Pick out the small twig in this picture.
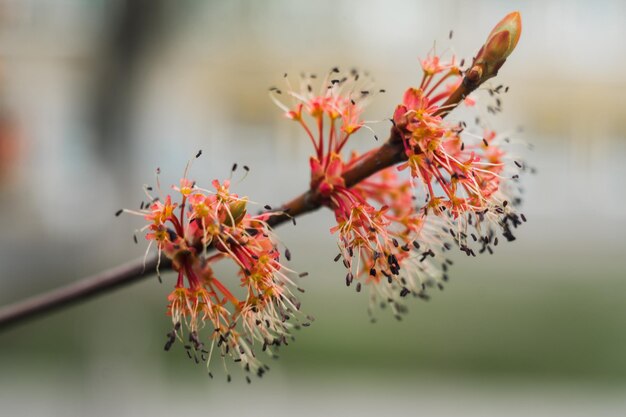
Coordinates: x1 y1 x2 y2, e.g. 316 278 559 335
0 256 170 330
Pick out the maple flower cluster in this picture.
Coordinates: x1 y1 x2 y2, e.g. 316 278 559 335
272 12 526 319
123 162 309 381
271 69 451 319
392 11 525 253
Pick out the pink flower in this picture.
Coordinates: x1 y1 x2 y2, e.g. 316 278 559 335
270 36 527 319
271 68 373 162
126 162 309 381
393 51 527 251
271 68 455 317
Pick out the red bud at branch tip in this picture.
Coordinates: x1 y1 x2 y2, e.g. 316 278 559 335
467 11 522 84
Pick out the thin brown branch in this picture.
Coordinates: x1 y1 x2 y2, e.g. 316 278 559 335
0 256 171 330
0 49 497 331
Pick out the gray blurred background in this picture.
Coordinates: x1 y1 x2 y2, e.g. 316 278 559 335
1 1 625 416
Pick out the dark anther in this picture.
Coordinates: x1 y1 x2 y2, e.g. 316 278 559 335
115 209 123 217
346 272 354 286
166 228 177 241
195 150 202 158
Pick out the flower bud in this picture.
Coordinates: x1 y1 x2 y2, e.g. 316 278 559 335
468 12 522 83
484 11 521 61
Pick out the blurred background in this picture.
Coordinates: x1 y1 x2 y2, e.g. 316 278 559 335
1 0 625 416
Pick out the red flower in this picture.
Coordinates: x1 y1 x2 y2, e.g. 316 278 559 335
393 50 526 251
125 163 309 381
270 15 527 318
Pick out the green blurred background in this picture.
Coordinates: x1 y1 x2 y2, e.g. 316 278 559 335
1 1 625 415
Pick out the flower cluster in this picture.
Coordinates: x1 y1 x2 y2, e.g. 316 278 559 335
123 161 309 382
272 70 454 318
272 12 526 319
393 49 526 254
348 163 452 320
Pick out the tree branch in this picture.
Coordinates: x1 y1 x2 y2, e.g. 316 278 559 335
0 256 167 330
0 49 491 331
